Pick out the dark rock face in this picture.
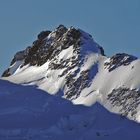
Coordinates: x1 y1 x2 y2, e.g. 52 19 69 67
23 25 81 67
104 53 137 72
2 47 31 77
107 87 140 120
65 62 98 99
1 69 11 77
37 30 51 40
99 46 105 56
23 30 52 66
2 26 67 77
65 70 89 99
10 47 31 66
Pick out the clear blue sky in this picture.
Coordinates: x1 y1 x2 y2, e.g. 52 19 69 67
0 0 140 75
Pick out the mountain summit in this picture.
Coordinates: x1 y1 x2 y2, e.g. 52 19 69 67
2 25 140 122
2 25 104 76
1 25 140 139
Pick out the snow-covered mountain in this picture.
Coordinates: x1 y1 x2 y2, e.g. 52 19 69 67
1 25 140 139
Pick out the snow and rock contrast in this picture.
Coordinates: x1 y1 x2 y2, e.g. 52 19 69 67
1 25 140 139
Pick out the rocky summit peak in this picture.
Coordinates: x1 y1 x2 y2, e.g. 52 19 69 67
2 25 102 77
37 30 51 40
104 53 137 72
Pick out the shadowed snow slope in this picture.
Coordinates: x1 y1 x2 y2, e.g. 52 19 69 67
0 79 140 140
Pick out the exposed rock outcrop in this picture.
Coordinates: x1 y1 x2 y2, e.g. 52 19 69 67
104 53 137 72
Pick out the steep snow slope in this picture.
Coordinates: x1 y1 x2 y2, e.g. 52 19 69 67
2 25 140 123
0 79 140 140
